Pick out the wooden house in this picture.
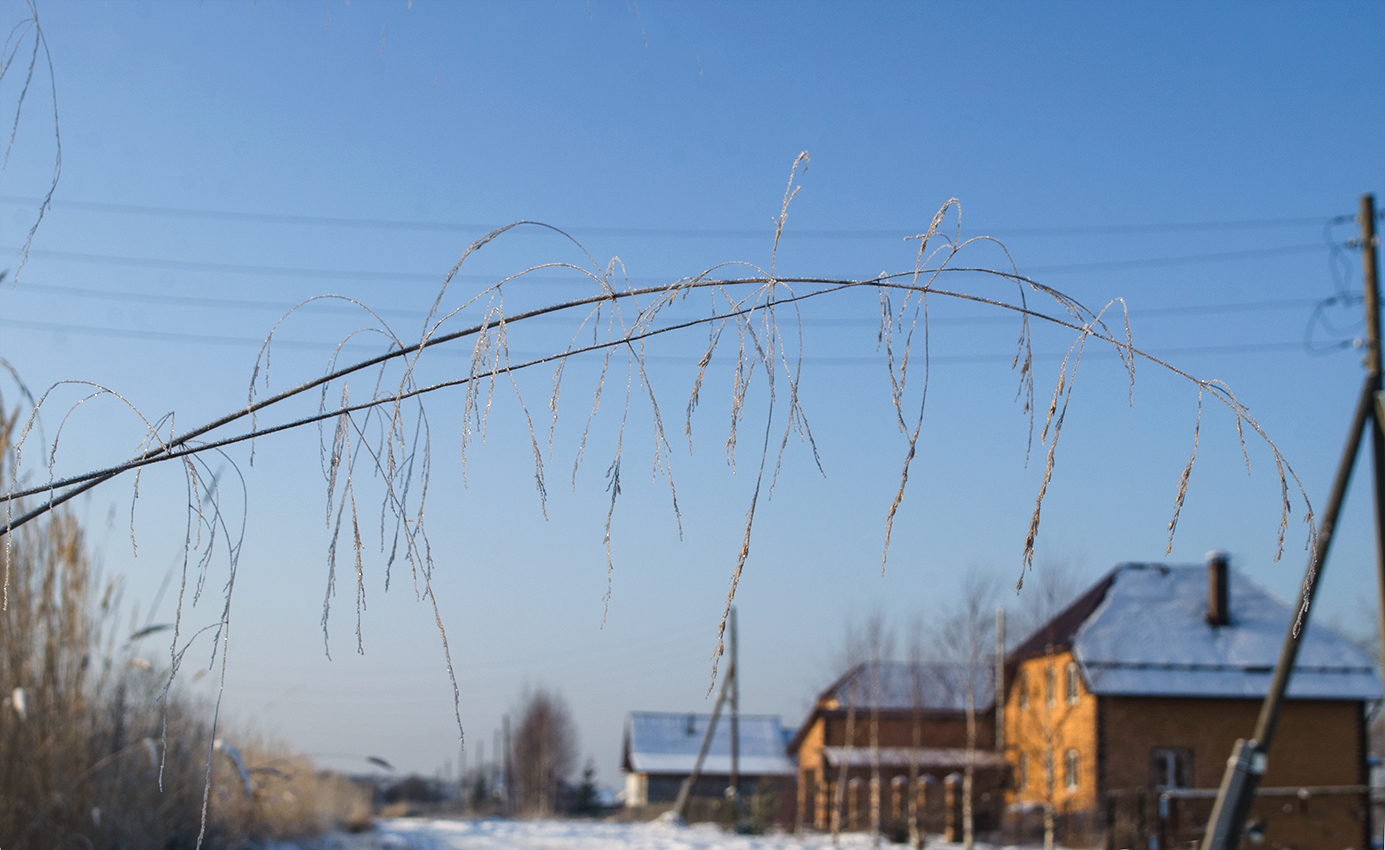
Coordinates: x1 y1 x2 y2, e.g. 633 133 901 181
788 661 1007 835
621 711 795 808
1003 556 1380 850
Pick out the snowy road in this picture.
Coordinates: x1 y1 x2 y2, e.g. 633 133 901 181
372 818 886 850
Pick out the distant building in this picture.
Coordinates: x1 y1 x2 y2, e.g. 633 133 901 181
621 711 795 807
1004 556 1381 850
788 661 1007 835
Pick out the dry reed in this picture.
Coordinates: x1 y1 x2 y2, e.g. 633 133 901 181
0 402 370 848
0 154 1315 745
0 3 1320 839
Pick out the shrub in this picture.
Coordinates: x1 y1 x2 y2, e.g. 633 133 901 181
0 404 367 848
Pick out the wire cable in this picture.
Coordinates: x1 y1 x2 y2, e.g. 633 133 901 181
0 315 1325 364
0 193 1354 239
0 240 1337 284
0 279 1331 325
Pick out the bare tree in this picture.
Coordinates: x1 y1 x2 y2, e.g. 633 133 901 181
1007 560 1084 850
936 569 999 850
825 613 895 842
511 686 577 817
906 618 927 849
1009 560 1084 650
866 613 894 847
830 618 867 844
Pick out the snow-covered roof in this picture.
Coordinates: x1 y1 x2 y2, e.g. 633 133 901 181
1069 563 1380 700
821 662 995 713
624 712 796 777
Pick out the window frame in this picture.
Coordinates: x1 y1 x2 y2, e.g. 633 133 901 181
1063 748 1080 792
1065 661 1081 705
1150 747 1194 790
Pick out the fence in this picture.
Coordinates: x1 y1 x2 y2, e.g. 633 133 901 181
1102 785 1375 850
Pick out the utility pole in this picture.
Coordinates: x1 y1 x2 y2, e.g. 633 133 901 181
476 740 486 811
1202 194 1382 850
671 607 740 824
672 651 735 821
1365 193 1384 850
459 744 467 804
1366 193 1385 718
503 715 513 816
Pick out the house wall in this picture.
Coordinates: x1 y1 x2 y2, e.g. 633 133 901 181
796 714 826 829
1100 696 1363 790
794 706 1001 832
1004 651 1099 814
820 710 992 751
642 774 774 804
1005 654 1371 850
1100 696 1368 850
798 707 993 775
624 772 647 807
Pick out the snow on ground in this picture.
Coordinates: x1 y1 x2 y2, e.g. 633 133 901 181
349 817 1044 850
376 818 850 850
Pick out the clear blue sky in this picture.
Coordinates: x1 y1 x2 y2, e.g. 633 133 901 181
0 1 1382 789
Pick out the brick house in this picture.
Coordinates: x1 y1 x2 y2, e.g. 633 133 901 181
1004 557 1380 850
788 661 1007 836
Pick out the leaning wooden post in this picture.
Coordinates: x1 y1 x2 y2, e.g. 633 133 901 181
1202 194 1381 850
672 660 734 821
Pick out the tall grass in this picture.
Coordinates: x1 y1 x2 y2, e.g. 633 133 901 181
0 404 369 849
0 148 1314 765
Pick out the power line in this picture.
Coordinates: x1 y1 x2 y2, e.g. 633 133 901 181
0 194 1349 239
0 315 342 350
0 240 1337 286
2 279 1329 324
5 246 443 283
1020 242 1326 274
0 315 1326 364
7 280 441 321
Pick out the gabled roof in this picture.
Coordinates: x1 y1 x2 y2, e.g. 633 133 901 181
1022 562 1380 701
819 661 996 713
623 712 795 777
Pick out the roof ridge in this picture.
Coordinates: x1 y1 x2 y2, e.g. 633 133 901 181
1069 560 1380 700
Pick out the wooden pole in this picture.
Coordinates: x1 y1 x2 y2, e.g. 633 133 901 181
502 715 513 816
1201 194 1381 850
1363 193 1384 850
672 661 734 820
1362 193 1385 739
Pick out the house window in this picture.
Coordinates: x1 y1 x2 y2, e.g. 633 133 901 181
1017 752 1028 790
1065 662 1080 705
1045 666 1055 707
1064 748 1080 791
1150 748 1193 790
1018 673 1029 710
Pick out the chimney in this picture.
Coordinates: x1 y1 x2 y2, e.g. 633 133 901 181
1206 550 1230 626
